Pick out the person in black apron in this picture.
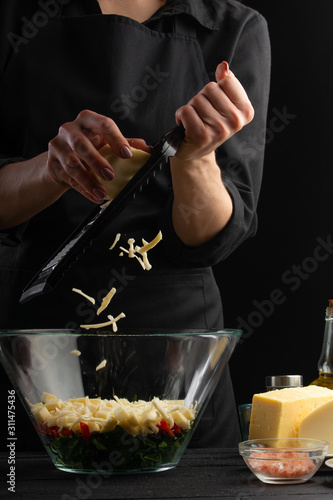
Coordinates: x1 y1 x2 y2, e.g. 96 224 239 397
0 0 271 450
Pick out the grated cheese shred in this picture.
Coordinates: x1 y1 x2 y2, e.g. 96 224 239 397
109 233 121 250
96 359 107 371
96 287 116 316
80 312 125 331
111 230 162 271
72 288 96 305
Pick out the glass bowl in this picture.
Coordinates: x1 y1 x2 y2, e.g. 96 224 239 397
239 438 329 484
0 328 241 474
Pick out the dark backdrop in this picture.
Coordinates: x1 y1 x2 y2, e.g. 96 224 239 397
218 0 333 405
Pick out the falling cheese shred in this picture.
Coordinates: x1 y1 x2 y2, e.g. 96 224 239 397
96 359 107 371
70 350 81 357
80 312 125 331
108 313 126 332
96 287 116 316
127 238 136 258
72 288 96 305
109 233 121 250
73 231 162 330
110 230 162 271
137 231 162 255
133 254 146 270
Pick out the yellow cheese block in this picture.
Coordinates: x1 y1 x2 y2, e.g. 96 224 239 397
248 386 333 440
95 146 151 200
299 399 333 453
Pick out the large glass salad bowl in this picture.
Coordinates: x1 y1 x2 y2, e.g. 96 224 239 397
0 328 241 474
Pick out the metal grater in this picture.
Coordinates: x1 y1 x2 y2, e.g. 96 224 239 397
20 125 185 303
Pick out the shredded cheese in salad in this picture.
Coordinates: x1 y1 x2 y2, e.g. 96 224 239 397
31 392 196 437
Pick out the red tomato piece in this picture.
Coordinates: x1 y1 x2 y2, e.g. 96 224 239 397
157 419 175 437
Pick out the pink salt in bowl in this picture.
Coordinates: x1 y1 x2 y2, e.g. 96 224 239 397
239 438 329 484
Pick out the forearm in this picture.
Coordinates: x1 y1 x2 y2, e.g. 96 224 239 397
170 152 233 247
0 153 67 230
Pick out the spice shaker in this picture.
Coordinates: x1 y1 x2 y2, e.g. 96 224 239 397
265 375 303 391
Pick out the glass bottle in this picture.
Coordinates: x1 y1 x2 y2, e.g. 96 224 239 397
311 299 333 389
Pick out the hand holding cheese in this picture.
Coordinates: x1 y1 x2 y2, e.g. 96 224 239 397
93 145 151 200
46 109 148 204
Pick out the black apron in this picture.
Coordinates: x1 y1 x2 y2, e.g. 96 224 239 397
0 5 240 448
1 8 208 156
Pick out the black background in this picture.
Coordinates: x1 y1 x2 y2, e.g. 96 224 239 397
219 0 333 405
1 0 333 451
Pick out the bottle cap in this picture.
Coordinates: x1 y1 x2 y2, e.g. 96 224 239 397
326 299 333 317
265 375 303 391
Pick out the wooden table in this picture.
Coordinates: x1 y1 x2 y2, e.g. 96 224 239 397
1 448 333 499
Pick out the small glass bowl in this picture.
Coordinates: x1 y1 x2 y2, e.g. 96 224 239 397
239 438 329 484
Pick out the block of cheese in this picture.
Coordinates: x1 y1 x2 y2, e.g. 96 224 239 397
299 399 333 453
248 386 333 440
94 146 151 200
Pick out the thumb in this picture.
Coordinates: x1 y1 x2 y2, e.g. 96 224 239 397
127 138 154 154
215 61 231 82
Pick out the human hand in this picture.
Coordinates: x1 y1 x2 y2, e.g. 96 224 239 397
46 110 150 203
174 61 254 162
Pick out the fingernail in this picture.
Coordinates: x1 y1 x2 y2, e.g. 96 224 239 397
120 145 133 159
222 61 230 75
100 167 114 181
92 187 106 201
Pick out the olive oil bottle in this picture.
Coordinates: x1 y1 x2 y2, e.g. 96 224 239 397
311 299 333 389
